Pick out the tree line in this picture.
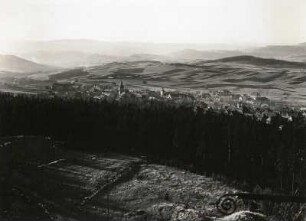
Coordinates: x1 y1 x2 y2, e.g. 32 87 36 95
0 93 305 195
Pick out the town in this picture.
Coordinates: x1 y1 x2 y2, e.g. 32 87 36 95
1 73 305 126
46 79 306 123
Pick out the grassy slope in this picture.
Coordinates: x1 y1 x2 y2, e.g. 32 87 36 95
1 137 249 221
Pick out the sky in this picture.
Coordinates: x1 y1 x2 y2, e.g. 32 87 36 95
0 0 305 45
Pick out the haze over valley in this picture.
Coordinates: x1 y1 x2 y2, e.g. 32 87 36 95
1 0 306 220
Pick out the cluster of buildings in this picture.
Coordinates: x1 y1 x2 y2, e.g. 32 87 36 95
48 80 271 110
46 80 305 123
193 89 271 111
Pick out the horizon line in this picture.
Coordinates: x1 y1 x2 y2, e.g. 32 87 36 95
1 38 305 47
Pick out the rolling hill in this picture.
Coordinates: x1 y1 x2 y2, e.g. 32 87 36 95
18 51 171 68
206 55 306 68
0 54 55 73
169 49 244 61
77 59 306 104
249 44 306 62
170 45 306 63
20 51 120 68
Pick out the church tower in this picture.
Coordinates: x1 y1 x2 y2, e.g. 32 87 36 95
119 81 124 95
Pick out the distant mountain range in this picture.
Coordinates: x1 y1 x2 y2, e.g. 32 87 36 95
1 39 237 55
0 55 55 73
20 51 120 68
1 39 306 70
298 42 306 47
1 52 305 75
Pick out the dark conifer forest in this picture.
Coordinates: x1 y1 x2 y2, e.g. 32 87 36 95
0 93 305 196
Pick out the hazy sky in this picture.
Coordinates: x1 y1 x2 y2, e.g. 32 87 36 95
0 0 305 45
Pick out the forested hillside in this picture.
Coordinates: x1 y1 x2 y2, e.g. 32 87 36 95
0 93 305 195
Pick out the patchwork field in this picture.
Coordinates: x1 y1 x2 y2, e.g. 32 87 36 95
86 60 306 103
